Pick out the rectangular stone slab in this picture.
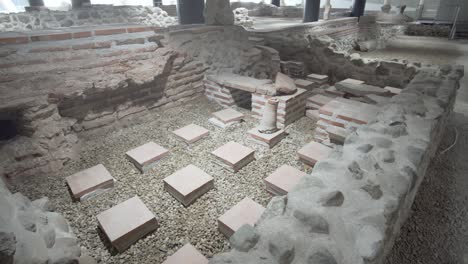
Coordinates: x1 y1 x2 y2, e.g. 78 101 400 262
162 243 209 264
66 164 114 201
125 142 169 173
248 128 286 148
163 165 214 206
211 141 255 172
307 73 328 84
298 141 332 166
218 197 265 238
264 165 307 195
212 108 245 124
173 124 210 144
97 196 158 252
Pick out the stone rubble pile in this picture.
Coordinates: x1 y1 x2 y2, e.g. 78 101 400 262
233 8 254 28
0 179 87 264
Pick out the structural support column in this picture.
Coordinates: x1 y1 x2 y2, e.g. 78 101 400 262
72 0 91 8
177 0 204 24
381 0 391 13
351 0 366 17
153 0 162 7
303 0 321 23
26 0 47 11
323 0 332 20
271 0 280 7
416 0 424 19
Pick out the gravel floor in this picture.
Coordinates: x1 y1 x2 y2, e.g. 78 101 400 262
11 96 316 264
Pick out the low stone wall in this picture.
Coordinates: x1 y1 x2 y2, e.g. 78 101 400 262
0 5 176 32
210 64 464 264
405 23 451 37
251 17 413 87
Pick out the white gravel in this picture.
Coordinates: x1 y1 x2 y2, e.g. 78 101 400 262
11 96 316 264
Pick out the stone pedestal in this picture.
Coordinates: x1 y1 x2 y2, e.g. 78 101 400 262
66 164 115 201
162 244 208 264
97 196 159 252
218 197 265 238
163 165 214 206
209 108 245 128
211 142 255 172
248 128 285 148
298 141 332 166
173 124 210 144
125 142 169 173
264 165 306 195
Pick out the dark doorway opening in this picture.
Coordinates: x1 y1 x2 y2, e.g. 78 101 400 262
0 120 18 141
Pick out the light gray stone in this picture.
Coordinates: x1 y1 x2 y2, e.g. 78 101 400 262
293 209 329 234
229 224 259 252
268 232 295 264
356 225 383 261
319 191 344 207
307 248 337 264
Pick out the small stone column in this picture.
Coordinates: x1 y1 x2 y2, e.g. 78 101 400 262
259 98 279 134
303 0 321 22
271 0 280 7
351 0 366 17
177 0 205 24
416 0 424 19
26 0 47 11
381 0 391 13
72 0 91 8
323 0 332 20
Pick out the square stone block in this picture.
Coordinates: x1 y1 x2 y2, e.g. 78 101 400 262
173 124 210 144
218 197 265 238
163 165 214 206
248 128 286 148
264 165 307 195
212 108 244 124
125 142 169 173
162 244 208 264
298 141 332 166
307 73 328 84
97 196 158 252
66 164 115 201
341 78 365 85
211 141 255 172
384 86 402 95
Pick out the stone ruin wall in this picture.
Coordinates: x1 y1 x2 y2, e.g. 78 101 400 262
0 5 177 32
252 17 412 88
210 59 464 263
0 25 279 184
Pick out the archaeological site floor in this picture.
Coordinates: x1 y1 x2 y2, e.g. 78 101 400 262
9 96 316 263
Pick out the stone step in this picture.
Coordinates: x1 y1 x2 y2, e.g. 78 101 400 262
264 165 307 195
218 197 265 238
172 124 210 144
125 142 169 173
66 164 115 201
97 196 159 252
211 141 255 172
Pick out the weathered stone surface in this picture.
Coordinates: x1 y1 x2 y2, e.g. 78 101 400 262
229 224 259 252
0 232 15 264
275 72 297 95
205 0 234 25
293 209 329 234
318 191 344 207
